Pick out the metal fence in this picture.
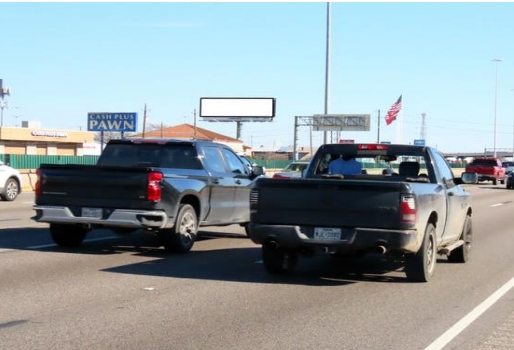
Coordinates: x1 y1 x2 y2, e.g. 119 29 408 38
0 154 466 171
0 155 100 169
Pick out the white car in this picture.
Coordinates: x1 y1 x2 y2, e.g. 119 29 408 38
0 160 22 201
272 161 309 179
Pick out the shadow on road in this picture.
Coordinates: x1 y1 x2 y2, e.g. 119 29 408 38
1 227 426 286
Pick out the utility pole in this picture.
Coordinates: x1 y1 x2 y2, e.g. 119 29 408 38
142 103 147 138
420 113 427 141
193 109 197 139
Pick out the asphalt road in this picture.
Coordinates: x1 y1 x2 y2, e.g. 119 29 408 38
2 185 514 350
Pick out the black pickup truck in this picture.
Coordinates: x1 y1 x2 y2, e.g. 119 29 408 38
248 143 477 282
33 138 264 252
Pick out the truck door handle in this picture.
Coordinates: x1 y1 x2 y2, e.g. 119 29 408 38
235 180 242 185
213 179 220 184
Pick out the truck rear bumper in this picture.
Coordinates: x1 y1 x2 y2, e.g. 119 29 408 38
248 223 419 253
33 205 169 229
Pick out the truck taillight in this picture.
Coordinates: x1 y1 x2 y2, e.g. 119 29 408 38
147 171 163 202
35 168 41 196
400 194 417 223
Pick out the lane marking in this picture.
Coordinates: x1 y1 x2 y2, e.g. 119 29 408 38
424 275 514 350
27 236 119 249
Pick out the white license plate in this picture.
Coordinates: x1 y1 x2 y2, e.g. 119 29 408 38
314 227 341 241
81 207 102 218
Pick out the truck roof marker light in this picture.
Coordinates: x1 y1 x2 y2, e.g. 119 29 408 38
132 139 167 145
147 171 163 202
358 144 388 150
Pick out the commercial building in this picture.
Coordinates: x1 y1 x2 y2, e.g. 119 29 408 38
0 121 95 156
0 122 248 156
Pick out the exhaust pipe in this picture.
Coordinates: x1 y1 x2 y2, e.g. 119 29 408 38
376 245 387 254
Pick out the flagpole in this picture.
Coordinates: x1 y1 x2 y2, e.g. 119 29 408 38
396 93 404 144
377 109 381 143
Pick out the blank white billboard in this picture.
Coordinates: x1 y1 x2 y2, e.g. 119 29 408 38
200 98 275 119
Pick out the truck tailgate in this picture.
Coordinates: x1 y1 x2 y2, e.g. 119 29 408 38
253 178 409 229
36 164 157 209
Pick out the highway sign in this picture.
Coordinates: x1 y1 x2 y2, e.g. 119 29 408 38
312 114 370 131
87 112 138 132
414 139 426 146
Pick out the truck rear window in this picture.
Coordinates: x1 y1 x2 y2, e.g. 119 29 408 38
470 160 497 166
97 143 203 169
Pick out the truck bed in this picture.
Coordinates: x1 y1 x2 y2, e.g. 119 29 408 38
251 177 429 230
36 164 165 210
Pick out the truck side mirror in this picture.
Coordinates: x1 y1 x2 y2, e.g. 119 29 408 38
252 165 265 177
461 172 478 184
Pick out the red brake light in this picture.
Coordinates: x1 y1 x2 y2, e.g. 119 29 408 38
400 194 417 223
358 144 388 150
147 171 163 201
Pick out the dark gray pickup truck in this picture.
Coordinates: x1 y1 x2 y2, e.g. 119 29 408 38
33 138 264 252
248 143 477 282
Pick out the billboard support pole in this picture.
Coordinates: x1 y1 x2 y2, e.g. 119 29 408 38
236 121 242 140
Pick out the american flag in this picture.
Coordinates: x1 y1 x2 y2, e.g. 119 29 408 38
385 95 402 125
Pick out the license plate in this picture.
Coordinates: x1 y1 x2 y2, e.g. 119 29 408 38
81 207 102 218
314 227 341 241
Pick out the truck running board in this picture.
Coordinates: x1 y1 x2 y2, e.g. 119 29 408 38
438 240 464 255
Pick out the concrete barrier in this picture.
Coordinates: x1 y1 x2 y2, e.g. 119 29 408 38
20 170 37 192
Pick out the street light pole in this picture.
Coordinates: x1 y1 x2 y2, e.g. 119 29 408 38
510 89 514 161
323 2 331 144
492 58 502 158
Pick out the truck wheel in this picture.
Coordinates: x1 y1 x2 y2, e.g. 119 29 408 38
262 242 298 274
405 223 437 282
500 179 505 185
1 178 20 201
50 224 88 247
244 224 250 238
162 204 197 253
493 178 498 185
448 215 472 263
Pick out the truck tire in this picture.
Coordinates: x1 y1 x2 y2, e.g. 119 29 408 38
500 178 505 185
162 204 197 253
262 242 298 274
50 224 88 247
1 178 20 201
405 223 437 282
448 215 472 263
493 178 497 185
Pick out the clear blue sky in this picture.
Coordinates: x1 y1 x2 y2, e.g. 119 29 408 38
1 2 513 154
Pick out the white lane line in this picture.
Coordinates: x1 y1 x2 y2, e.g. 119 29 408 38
27 236 119 249
491 203 505 207
424 275 514 350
